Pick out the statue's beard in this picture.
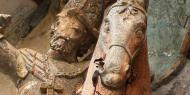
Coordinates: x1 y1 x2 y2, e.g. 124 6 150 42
48 35 94 62
48 38 78 62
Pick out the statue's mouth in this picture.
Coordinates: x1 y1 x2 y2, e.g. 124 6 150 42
48 37 75 60
50 38 66 51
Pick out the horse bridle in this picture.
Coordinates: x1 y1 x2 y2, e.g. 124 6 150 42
108 1 147 65
109 44 142 65
92 1 147 94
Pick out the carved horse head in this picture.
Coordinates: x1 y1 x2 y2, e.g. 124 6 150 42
96 0 148 88
48 9 96 62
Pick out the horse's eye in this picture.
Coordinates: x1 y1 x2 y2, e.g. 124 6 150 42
135 30 144 38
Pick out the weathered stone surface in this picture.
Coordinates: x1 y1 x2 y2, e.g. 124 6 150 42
147 0 190 93
0 0 37 45
0 0 52 46
16 8 56 53
153 60 190 95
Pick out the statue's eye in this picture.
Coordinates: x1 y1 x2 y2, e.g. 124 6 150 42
70 28 83 39
56 21 60 26
50 26 56 37
72 28 82 34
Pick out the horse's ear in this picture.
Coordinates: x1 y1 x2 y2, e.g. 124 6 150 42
136 0 149 11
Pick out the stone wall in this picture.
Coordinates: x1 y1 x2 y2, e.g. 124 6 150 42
147 0 190 94
0 0 38 45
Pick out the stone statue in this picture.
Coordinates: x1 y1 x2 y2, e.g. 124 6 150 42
0 0 152 95
82 0 151 95
0 0 104 94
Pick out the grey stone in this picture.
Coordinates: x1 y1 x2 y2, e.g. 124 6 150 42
147 0 190 94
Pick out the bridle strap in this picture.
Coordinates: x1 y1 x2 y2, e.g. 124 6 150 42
107 1 147 64
109 37 146 64
109 45 133 60
106 1 147 20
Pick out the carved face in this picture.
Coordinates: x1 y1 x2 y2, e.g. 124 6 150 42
48 12 94 62
99 4 147 87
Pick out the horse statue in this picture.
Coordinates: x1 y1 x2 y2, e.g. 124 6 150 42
82 0 151 95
